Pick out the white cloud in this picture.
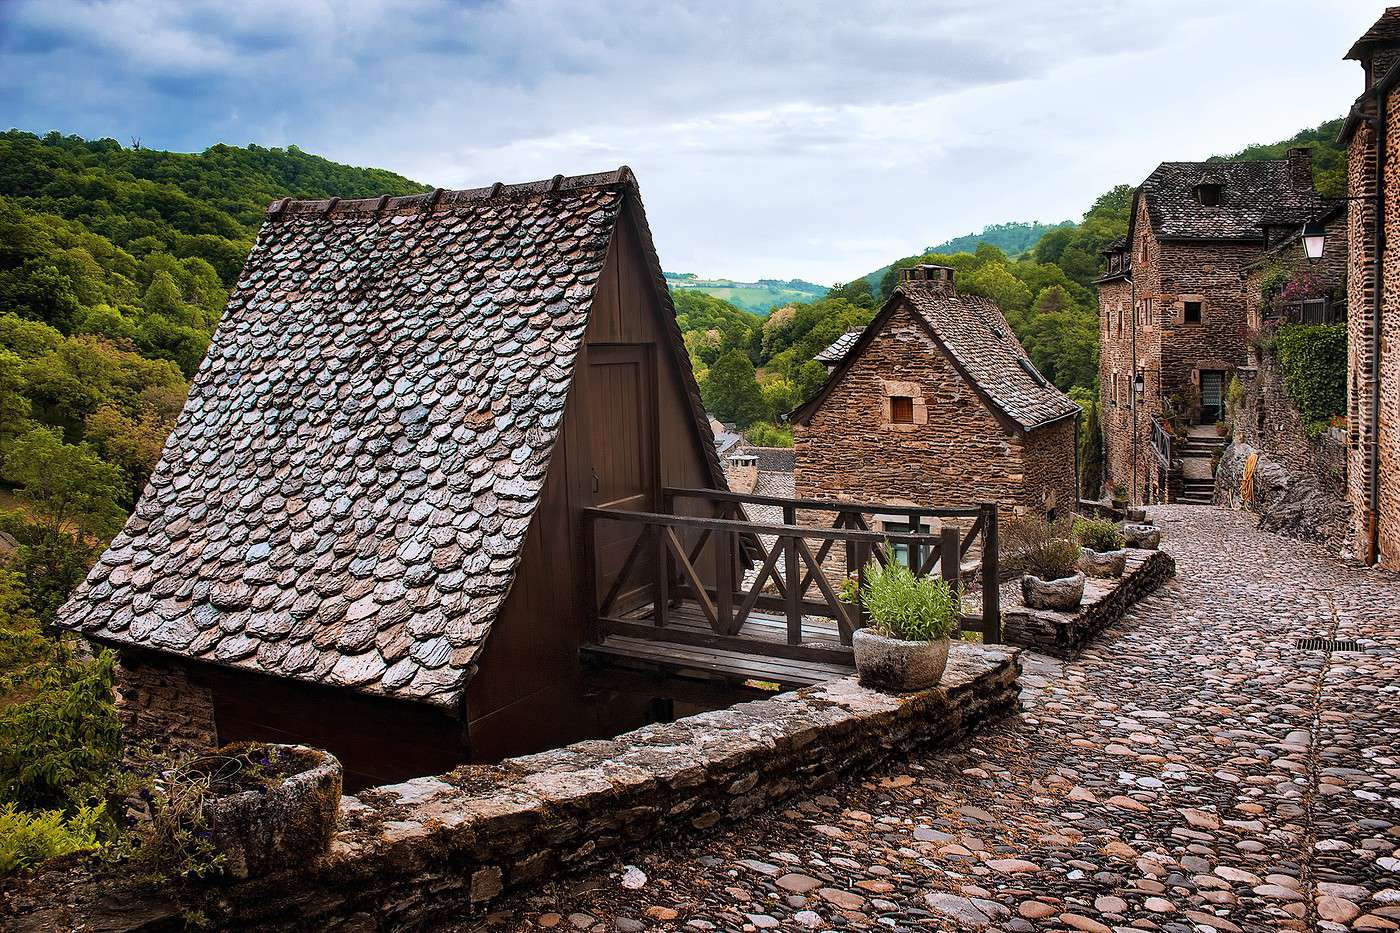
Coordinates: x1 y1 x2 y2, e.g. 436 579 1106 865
0 0 1385 283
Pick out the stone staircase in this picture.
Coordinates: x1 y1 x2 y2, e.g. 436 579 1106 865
1177 430 1227 505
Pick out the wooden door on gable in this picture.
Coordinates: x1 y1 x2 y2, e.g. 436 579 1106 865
586 344 658 609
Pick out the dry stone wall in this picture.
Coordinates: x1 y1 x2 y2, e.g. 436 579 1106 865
0 645 1021 933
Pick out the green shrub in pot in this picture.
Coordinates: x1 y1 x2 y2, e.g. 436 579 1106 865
1072 517 1124 553
852 560 959 692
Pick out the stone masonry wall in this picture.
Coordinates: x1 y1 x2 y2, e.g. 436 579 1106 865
112 648 218 754
795 302 1060 518
0 645 1021 932
1347 86 1400 569
1022 415 1078 519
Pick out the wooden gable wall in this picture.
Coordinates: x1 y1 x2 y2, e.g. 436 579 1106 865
465 197 721 761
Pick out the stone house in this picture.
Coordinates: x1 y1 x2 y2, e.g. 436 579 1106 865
55 168 736 787
1095 150 1322 504
1340 7 1400 567
790 264 1079 531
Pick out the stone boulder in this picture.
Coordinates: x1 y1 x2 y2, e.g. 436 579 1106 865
1215 442 1351 550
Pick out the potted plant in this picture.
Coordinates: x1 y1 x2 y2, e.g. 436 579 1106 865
1005 512 1085 611
126 743 342 881
1073 516 1128 578
851 560 960 692
1122 522 1162 549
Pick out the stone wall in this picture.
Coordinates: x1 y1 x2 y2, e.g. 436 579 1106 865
1002 548 1175 659
1215 347 1351 552
0 645 1021 932
1346 84 1400 568
112 648 218 753
1214 442 1351 552
795 302 1068 517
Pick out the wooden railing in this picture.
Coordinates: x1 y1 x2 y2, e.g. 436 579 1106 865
1264 298 1346 325
1150 418 1173 471
581 489 1000 664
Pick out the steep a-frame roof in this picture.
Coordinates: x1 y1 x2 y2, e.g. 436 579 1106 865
791 279 1079 431
57 168 720 709
1346 7 1400 60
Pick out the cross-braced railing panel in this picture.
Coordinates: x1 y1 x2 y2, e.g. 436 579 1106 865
581 489 1001 663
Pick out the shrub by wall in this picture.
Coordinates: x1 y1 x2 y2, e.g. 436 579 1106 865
1273 323 1346 434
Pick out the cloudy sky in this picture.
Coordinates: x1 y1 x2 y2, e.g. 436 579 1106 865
0 1 1383 283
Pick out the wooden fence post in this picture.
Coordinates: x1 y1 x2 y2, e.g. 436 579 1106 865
940 525 960 592
784 506 801 645
981 503 1001 644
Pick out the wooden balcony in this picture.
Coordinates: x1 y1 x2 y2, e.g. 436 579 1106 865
579 487 1000 690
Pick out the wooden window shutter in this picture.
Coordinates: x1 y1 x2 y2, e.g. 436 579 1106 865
890 396 914 424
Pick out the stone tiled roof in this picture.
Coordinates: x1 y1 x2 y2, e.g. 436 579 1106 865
814 329 862 365
899 283 1080 431
1346 7 1400 60
57 168 695 709
1135 160 1317 242
744 446 795 474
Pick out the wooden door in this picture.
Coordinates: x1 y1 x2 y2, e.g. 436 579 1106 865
1200 370 1224 423
586 345 657 608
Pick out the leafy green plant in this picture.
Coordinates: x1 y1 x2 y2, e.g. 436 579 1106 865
1073 517 1123 553
0 579 122 813
860 559 959 642
1003 512 1080 581
0 801 105 877
1274 323 1346 434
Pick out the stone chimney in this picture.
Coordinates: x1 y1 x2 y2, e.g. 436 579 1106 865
1286 147 1314 192
724 453 758 494
900 264 956 295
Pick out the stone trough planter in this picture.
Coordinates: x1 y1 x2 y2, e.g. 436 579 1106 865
852 628 950 691
195 743 343 880
1021 571 1086 610
1079 546 1128 579
1122 523 1162 550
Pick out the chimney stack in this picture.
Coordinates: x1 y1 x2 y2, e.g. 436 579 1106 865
900 264 956 295
1286 147 1314 192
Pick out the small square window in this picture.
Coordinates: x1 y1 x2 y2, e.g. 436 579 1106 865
890 396 914 424
1183 301 1202 324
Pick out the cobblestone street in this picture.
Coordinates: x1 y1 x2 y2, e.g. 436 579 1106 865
451 507 1400 933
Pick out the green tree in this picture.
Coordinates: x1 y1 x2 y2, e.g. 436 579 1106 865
1077 395 1103 498
701 350 770 428
3 427 125 541
759 375 801 418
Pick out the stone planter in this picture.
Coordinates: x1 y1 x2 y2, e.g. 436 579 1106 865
1125 507 1148 523
1021 571 1086 610
1079 546 1128 579
1122 523 1162 550
198 743 342 879
852 629 950 692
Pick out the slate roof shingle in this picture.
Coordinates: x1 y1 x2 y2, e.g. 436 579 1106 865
898 282 1081 431
814 329 863 365
1346 7 1400 60
1135 160 1319 242
57 168 687 709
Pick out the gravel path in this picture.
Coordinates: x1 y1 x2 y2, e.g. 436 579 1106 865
446 506 1400 933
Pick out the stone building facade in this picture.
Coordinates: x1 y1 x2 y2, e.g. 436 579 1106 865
1095 151 1322 504
1341 7 1400 568
791 265 1079 532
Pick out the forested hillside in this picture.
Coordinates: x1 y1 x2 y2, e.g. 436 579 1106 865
0 131 428 625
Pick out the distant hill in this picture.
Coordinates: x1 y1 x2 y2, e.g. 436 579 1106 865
1209 117 1346 197
925 220 1074 258
846 220 1072 297
664 272 827 314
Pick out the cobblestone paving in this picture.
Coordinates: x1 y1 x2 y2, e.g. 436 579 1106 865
451 507 1400 933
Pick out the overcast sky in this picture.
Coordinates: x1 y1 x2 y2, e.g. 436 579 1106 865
0 1 1384 284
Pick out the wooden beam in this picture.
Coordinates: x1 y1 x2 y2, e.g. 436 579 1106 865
663 486 983 519
599 617 854 665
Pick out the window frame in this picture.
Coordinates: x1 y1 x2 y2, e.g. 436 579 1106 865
1183 300 1203 324
889 395 915 424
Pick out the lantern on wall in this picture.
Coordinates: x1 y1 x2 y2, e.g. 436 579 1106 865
1302 219 1326 261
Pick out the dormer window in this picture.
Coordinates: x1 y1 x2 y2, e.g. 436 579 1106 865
1196 183 1223 207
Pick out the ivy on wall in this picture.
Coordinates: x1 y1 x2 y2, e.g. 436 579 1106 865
1273 323 1347 434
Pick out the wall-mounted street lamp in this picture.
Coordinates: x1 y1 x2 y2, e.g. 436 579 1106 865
1133 369 1145 396
1303 219 1327 260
